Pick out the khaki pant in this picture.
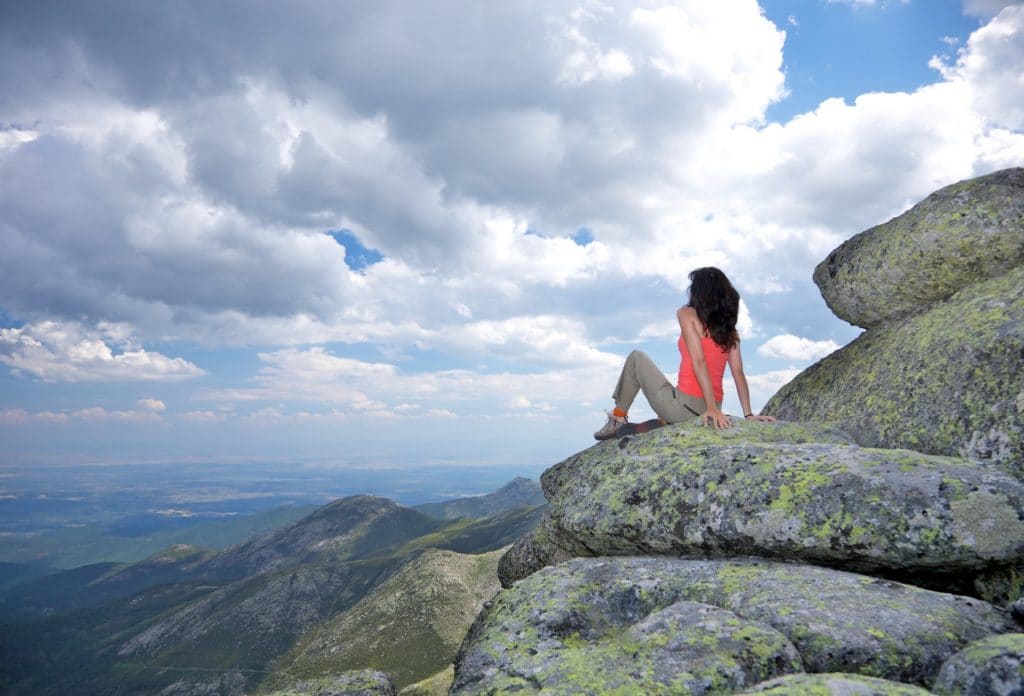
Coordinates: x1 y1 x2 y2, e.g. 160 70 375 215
612 350 719 424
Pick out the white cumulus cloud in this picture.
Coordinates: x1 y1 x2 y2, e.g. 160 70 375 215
757 334 841 362
962 0 1024 18
0 322 204 382
931 5 1024 130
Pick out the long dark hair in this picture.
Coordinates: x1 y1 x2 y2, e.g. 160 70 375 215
687 267 740 350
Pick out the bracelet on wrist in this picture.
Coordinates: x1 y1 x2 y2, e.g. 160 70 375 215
744 413 754 418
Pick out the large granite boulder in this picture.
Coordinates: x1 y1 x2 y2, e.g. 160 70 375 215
499 420 1024 599
814 167 1024 329
933 633 1024 695
765 265 1024 476
454 557 1013 693
765 169 1024 476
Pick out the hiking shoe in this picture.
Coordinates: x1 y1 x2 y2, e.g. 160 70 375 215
594 411 627 440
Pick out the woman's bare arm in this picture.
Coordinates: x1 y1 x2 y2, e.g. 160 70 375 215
726 343 777 423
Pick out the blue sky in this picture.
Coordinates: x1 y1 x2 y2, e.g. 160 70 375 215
761 0 984 120
1 0 1022 477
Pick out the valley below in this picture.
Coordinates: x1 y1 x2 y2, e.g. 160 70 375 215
0 474 546 695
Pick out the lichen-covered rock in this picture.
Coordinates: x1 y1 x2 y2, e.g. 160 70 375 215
501 421 1024 598
765 265 1024 477
740 673 932 695
455 557 1014 692
455 597 800 695
500 420 857 587
265 670 398 696
454 572 801 693
497 510 591 588
933 633 1024 695
814 167 1024 329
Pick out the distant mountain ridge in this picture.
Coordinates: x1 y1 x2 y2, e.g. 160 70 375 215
197 495 445 581
0 477 546 695
0 503 319 569
413 477 544 520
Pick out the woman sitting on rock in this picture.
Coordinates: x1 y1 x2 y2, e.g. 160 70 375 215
595 266 776 439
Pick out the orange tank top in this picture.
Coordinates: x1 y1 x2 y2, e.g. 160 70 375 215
677 334 729 402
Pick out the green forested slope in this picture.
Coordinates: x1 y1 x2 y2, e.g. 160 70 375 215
0 485 543 695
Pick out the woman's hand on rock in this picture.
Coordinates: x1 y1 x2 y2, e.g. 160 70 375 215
702 407 732 429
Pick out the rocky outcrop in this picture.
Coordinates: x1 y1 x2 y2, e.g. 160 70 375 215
456 172 1024 694
814 168 1024 329
765 169 1024 475
454 557 1013 693
499 420 1024 598
766 267 1024 475
933 633 1024 695
498 421 852 586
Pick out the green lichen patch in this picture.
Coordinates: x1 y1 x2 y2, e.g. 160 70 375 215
933 633 1024 695
739 672 932 695
949 491 1024 557
454 557 1014 692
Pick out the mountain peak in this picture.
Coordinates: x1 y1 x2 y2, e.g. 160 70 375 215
198 494 441 580
415 478 544 521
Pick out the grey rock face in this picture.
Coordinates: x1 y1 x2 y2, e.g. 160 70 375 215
454 557 1013 693
814 167 1024 329
740 673 932 694
499 420 1024 599
1012 598 1024 624
933 633 1024 696
765 265 1024 476
766 169 1024 475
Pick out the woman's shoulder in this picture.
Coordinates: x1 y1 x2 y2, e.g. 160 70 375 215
676 306 704 335
677 305 698 320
